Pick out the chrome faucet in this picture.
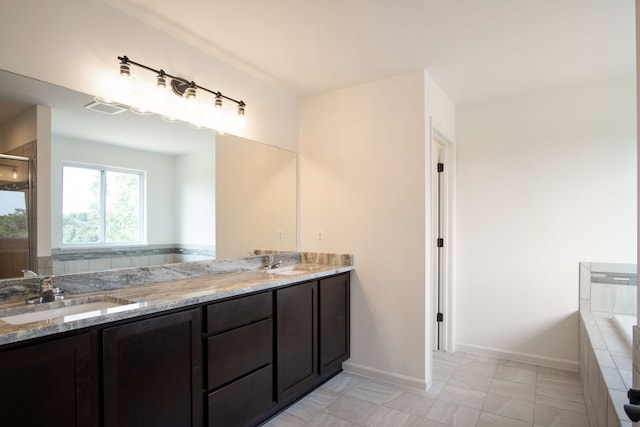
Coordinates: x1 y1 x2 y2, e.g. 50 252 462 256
264 254 283 270
26 277 66 304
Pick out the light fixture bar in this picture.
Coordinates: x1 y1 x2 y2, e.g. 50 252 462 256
117 55 245 107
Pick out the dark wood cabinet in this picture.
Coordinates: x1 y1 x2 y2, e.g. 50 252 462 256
207 365 273 427
102 309 202 427
0 271 350 427
319 273 350 379
0 333 98 427
205 292 274 426
276 280 318 404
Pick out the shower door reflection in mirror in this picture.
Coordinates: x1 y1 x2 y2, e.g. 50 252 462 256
0 155 31 278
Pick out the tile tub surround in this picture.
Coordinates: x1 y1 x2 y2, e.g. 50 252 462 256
0 252 353 346
51 244 216 274
579 262 637 427
636 326 640 387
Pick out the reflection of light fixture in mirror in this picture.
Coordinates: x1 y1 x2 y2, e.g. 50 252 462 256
96 55 247 135
12 168 17 180
119 57 131 77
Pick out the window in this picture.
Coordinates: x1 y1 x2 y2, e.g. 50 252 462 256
62 164 145 245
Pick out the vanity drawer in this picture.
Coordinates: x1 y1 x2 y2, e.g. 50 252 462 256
207 365 273 427
206 291 272 335
207 318 272 390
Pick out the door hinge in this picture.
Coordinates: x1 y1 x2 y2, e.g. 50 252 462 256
437 238 444 248
436 313 444 322
437 163 444 173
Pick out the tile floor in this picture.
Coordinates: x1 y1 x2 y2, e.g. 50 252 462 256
263 351 588 427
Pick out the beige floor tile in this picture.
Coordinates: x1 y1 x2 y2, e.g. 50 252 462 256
433 350 464 363
448 370 493 392
262 410 306 427
319 372 361 394
345 377 403 405
482 393 534 423
304 412 358 427
419 418 451 427
438 384 487 410
490 378 536 402
383 390 436 417
365 406 424 427
534 395 586 415
285 389 337 421
427 380 445 398
535 378 584 404
494 365 537 385
533 403 589 427
476 412 533 427
457 356 499 378
425 400 481 427
499 359 539 372
536 366 580 382
323 394 377 424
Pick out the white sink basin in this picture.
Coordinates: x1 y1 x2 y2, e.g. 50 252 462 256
0 296 145 325
272 270 307 275
263 265 308 275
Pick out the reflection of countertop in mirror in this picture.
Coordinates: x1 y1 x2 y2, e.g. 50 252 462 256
0 263 353 346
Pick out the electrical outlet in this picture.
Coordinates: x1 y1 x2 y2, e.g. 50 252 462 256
277 230 283 241
317 229 324 242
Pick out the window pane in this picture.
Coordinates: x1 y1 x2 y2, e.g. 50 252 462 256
62 167 100 243
0 191 27 238
105 171 140 243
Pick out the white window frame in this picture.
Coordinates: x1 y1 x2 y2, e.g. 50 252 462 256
61 162 147 247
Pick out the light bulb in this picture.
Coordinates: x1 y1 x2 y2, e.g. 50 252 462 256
12 168 17 180
236 103 247 129
156 71 167 89
119 56 131 78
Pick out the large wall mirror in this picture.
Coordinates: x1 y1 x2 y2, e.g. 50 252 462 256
0 69 297 279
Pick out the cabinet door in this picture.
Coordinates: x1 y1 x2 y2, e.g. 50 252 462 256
319 273 350 378
103 309 202 427
276 281 317 403
0 333 97 427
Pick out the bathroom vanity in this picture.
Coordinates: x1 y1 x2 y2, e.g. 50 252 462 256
0 261 351 427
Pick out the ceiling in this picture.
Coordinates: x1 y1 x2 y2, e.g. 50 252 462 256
101 0 636 105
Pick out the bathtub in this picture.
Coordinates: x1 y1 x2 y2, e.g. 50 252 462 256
612 314 636 348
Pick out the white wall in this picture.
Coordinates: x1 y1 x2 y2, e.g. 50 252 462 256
51 136 176 247
455 77 637 368
300 71 429 388
0 0 298 152
175 146 216 248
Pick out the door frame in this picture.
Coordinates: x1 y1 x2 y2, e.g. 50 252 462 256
429 119 455 353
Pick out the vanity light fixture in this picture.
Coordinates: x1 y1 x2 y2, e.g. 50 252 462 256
99 55 248 134
12 168 17 180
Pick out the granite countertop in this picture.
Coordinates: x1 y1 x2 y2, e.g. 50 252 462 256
0 263 353 346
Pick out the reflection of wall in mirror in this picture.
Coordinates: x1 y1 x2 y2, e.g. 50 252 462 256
216 136 297 259
175 144 216 251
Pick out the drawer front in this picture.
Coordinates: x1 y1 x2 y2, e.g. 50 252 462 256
207 318 272 390
207 292 272 334
207 365 273 427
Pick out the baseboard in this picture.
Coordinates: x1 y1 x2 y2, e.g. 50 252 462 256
342 361 428 391
455 342 579 372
